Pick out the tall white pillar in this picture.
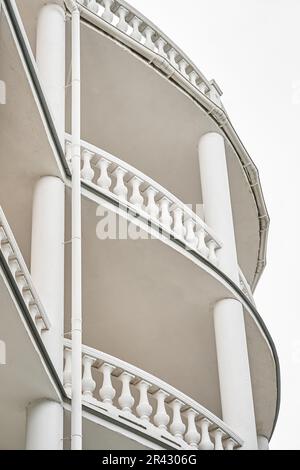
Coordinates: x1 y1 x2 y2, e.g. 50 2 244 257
36 2 66 144
26 400 63 450
31 177 65 378
257 435 269 450
198 132 257 449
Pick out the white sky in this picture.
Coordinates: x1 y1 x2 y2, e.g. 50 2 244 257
129 0 300 450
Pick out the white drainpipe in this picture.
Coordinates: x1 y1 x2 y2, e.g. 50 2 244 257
65 0 82 450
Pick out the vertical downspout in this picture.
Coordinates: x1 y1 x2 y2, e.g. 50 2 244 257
65 0 82 450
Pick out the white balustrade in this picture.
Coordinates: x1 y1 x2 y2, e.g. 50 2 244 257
78 1 219 101
81 149 95 182
82 355 96 399
0 208 50 336
63 348 72 397
63 340 242 450
118 371 135 413
198 418 214 450
99 363 116 404
136 380 152 421
212 428 225 450
96 157 111 190
185 409 200 449
112 166 128 201
153 389 170 430
129 176 144 209
65 135 222 268
129 16 142 42
100 0 113 23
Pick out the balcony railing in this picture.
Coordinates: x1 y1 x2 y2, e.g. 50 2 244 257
63 340 243 450
76 0 222 106
0 208 50 335
65 135 222 267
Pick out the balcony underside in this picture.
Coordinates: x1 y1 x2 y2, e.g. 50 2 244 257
0 266 61 450
14 0 261 288
64 191 277 439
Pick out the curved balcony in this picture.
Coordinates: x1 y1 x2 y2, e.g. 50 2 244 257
65 135 254 304
63 340 242 450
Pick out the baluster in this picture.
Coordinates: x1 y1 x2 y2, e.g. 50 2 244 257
196 227 209 258
101 0 113 23
189 71 198 87
8 255 20 279
63 348 72 397
0 226 7 243
159 197 172 229
35 315 45 335
99 363 116 405
208 240 219 266
22 287 34 309
143 26 156 51
81 149 95 182
172 207 186 239
224 438 235 450
129 176 144 209
118 372 135 413
184 409 200 449
156 37 167 57
112 167 128 201
87 0 99 13
82 355 96 400
198 417 214 450
198 82 209 94
96 157 111 190
178 58 188 78
1 241 13 262
144 186 159 219
115 6 129 33
65 141 72 163
136 380 153 422
212 429 225 450
15 273 27 294
153 389 169 430
170 399 185 439
184 218 198 248
129 16 142 42
168 48 178 68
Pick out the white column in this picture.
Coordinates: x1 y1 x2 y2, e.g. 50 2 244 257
26 399 63 450
36 3 66 145
31 177 65 378
257 435 269 450
198 132 257 449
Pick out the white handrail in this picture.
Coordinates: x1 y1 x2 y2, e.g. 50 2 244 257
63 339 243 449
0 207 51 333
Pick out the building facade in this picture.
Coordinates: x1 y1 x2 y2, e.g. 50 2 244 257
0 0 279 450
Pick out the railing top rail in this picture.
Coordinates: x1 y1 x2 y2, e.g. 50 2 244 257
64 338 243 446
0 206 51 330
